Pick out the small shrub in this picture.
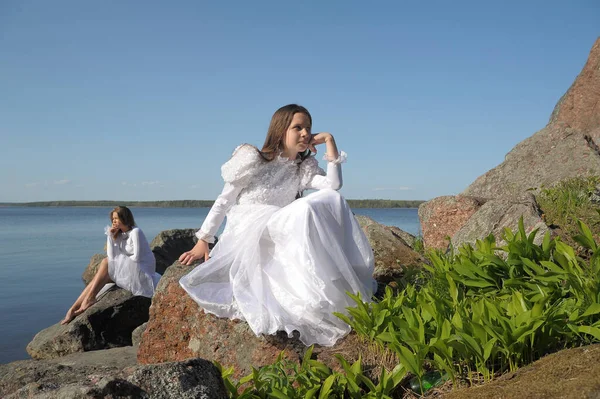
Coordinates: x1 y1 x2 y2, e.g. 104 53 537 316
537 176 600 244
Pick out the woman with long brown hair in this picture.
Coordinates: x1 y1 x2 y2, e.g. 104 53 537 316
179 104 374 346
61 206 159 324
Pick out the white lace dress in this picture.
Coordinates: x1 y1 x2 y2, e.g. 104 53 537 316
179 144 375 346
103 227 160 298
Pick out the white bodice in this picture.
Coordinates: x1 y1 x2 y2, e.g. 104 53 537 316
196 144 346 243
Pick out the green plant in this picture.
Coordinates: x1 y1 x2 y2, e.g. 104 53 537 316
340 218 600 386
217 347 407 399
537 176 600 244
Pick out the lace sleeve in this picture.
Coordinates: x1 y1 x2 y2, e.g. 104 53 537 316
221 144 263 185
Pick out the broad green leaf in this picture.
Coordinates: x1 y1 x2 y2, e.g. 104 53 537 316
573 220 597 251
446 274 458 304
394 344 421 377
318 375 336 399
304 386 320 399
578 326 600 341
483 337 498 361
581 303 600 318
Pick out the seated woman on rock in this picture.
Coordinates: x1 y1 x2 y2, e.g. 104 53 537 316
61 206 160 324
178 104 375 347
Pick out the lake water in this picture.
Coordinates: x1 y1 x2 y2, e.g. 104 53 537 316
0 206 420 364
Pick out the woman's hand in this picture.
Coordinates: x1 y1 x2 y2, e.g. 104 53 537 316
109 226 120 239
308 132 333 153
309 132 339 161
179 240 210 266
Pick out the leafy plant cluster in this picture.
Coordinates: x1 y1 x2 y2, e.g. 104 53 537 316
217 346 406 399
218 219 600 398
340 219 600 386
537 175 600 242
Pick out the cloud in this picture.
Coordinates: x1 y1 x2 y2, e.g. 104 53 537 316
25 179 72 188
121 181 163 188
373 186 413 191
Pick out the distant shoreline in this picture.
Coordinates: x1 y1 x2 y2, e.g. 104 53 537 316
0 199 425 209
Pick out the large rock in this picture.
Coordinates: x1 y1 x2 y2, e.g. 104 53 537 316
452 194 549 249
462 124 600 200
137 262 307 377
125 358 228 399
463 38 600 200
549 38 600 134
149 228 199 275
356 215 425 282
0 347 137 398
26 288 150 360
419 38 600 248
418 196 484 250
0 347 228 399
442 344 600 399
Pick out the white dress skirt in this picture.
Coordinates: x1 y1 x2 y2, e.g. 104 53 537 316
180 190 374 346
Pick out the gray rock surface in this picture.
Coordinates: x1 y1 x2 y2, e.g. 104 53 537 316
452 194 549 249
132 322 147 347
355 215 425 282
462 125 600 200
127 358 228 399
419 38 600 249
0 347 137 398
149 228 199 275
463 38 600 200
26 288 150 360
0 347 228 399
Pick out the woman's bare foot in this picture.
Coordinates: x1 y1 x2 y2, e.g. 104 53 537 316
60 308 77 325
73 298 96 316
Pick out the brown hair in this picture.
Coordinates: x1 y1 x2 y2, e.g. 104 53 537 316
110 206 136 238
260 104 312 161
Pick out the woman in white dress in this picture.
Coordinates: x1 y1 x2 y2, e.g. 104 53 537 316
179 104 375 346
61 206 159 324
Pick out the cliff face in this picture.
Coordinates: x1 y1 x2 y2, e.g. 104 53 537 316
420 38 600 250
549 38 600 134
462 37 600 200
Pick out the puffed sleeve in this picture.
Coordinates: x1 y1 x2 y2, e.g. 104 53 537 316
300 151 347 191
196 144 263 244
221 144 263 185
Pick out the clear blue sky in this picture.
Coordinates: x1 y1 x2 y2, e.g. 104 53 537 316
1 1 598 202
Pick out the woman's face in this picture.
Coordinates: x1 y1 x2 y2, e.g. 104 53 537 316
283 112 311 158
111 212 128 231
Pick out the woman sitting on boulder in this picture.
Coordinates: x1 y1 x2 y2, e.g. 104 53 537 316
178 104 375 347
61 206 160 324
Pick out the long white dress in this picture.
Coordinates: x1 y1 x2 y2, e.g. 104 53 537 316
104 227 160 298
179 144 375 346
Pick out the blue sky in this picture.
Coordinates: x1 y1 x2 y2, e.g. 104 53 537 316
1 1 598 202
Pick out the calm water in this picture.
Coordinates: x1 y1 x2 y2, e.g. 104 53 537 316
0 206 420 364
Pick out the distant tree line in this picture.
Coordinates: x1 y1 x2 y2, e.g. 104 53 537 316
0 199 424 209
346 199 424 208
